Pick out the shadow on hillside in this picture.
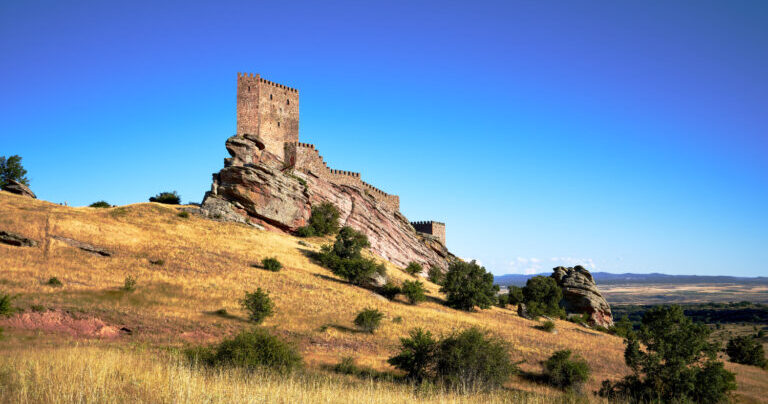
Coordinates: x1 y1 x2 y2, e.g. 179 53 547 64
202 309 248 323
312 273 349 286
319 323 367 334
518 370 549 386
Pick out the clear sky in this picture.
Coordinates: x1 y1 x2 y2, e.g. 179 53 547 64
2 1 767 277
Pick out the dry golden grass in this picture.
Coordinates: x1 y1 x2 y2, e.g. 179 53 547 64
0 191 765 403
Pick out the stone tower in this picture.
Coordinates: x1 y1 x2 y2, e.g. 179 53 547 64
236 72 299 161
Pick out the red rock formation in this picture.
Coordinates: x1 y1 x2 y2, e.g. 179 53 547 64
551 265 614 328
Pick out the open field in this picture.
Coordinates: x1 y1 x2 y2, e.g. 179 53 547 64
601 284 768 305
1 190 766 403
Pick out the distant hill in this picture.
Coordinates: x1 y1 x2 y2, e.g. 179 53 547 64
495 271 768 287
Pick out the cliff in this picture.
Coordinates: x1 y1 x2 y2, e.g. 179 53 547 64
201 134 455 270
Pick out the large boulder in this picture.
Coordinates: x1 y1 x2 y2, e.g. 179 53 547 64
551 265 613 327
202 134 455 270
2 179 36 199
0 230 38 247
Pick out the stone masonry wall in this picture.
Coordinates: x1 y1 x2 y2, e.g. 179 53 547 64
411 221 446 244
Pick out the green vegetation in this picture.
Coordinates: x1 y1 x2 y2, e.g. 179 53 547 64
46 277 63 287
296 202 340 237
401 280 426 305
186 328 302 373
543 350 590 390
149 191 181 205
0 292 13 316
609 316 634 338
598 305 736 403
440 260 498 311
611 301 768 328
177 211 190 218
405 262 422 276
726 335 767 368
317 227 386 286
261 257 283 272
122 275 137 292
427 265 444 285
387 328 438 382
507 286 524 305
522 276 565 318
354 308 384 333
89 201 111 208
379 282 401 300
240 288 274 324
536 320 555 333
0 155 28 187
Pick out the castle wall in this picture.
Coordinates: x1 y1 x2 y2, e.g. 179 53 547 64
236 73 260 137
411 221 446 244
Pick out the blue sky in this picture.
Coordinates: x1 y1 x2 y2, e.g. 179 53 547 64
2 1 767 276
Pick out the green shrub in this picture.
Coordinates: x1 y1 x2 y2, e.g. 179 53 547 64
434 327 517 391
522 276 565 318
496 293 508 308
122 275 137 292
598 305 736 403
177 211 190 218
427 266 444 285
354 308 384 333
296 202 340 237
0 292 13 316
543 350 590 390
537 320 555 333
261 257 283 272
187 328 302 373
405 262 422 276
149 259 164 266
609 316 634 339
89 201 111 208
240 288 274 324
149 191 181 205
507 286 524 305
401 280 426 305
440 260 498 311
333 356 360 375
726 335 767 368
379 282 401 300
387 328 438 382
317 227 385 285
0 155 28 187
46 277 63 287
392 316 403 324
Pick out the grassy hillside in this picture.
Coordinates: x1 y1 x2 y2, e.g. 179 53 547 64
1 191 765 403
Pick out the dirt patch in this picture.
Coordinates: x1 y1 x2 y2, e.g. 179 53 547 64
0 310 126 338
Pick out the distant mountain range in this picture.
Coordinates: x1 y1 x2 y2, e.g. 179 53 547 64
494 272 768 287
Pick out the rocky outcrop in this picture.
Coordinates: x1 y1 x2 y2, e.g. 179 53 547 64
2 179 36 198
202 134 455 270
51 235 112 257
0 230 38 247
551 265 613 327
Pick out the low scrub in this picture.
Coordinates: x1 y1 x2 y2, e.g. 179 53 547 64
46 277 63 287
149 191 181 205
401 280 426 305
296 202 340 237
177 211 190 219
89 201 111 208
0 292 13 316
186 327 302 373
240 288 274 324
427 266 444 285
354 308 384 333
726 335 767 368
536 320 555 333
379 282 401 300
122 275 137 292
317 227 386 286
543 350 590 390
405 262 422 276
260 257 283 272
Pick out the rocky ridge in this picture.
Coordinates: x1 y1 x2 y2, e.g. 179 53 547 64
551 265 614 327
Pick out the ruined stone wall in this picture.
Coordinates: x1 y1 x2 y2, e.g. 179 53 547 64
236 73 260 137
286 142 400 212
411 221 446 244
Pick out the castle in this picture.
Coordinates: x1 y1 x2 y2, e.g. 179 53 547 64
236 72 446 244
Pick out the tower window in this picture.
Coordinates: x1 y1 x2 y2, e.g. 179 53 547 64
270 94 273 100
286 99 290 105
277 122 281 127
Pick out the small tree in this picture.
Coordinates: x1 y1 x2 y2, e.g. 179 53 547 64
427 265 444 285
89 201 111 208
434 327 517 391
354 307 384 333
522 276 564 318
405 262 422 276
240 288 275 324
149 191 181 204
261 257 283 272
122 275 137 292
610 316 634 339
507 286 524 305
440 260 498 311
296 202 340 237
317 227 386 286
401 280 426 305
543 350 590 390
598 305 736 403
496 293 509 308
0 155 29 187
379 282 401 300
0 292 13 316
726 335 767 368
387 328 438 382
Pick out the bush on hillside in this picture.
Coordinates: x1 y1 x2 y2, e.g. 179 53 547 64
507 286 524 305
296 202 340 237
240 288 275 324
261 257 283 272
405 262 422 276
379 282 401 300
726 335 767 368
46 277 63 287
354 308 384 333
427 265 444 285
89 201 111 208
186 328 302 373
122 275 137 292
598 305 736 403
387 328 438 382
522 276 565 318
0 293 13 317
537 320 555 333
401 280 426 305
149 191 181 205
317 226 386 286
543 350 590 390
0 155 29 187
177 211 190 218
610 316 634 339
496 293 509 308
440 260 498 311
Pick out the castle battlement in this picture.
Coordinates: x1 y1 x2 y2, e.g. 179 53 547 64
411 221 446 245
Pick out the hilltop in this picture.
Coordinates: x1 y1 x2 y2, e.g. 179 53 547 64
1 191 766 403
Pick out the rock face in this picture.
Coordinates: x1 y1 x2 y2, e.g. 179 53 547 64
551 265 614 327
2 179 36 199
51 235 112 257
202 134 455 270
0 230 38 247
